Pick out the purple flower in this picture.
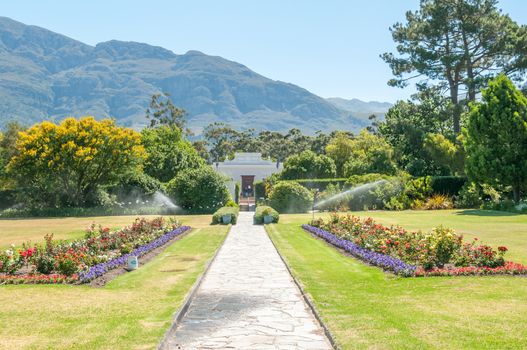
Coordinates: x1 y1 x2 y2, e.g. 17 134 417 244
302 224 416 276
79 226 191 282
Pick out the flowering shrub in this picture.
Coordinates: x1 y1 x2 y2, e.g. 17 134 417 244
79 225 190 282
309 213 526 276
302 224 416 276
0 217 187 284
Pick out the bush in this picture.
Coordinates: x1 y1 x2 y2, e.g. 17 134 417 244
234 182 240 204
0 206 179 218
430 176 468 196
280 178 349 193
316 183 348 211
254 206 279 224
455 182 483 208
0 189 15 210
346 173 391 187
423 194 454 210
166 166 230 213
254 181 266 200
212 206 239 225
268 182 313 213
281 151 337 179
109 173 164 200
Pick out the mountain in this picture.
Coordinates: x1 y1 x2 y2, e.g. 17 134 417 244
326 98 392 121
0 16 384 134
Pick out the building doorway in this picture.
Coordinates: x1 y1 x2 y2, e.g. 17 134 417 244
241 175 255 198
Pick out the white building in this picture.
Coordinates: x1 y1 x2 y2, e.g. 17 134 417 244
213 152 283 205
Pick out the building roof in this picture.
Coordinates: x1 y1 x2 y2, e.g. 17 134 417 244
218 152 276 166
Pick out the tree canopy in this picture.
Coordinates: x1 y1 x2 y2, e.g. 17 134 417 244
463 74 527 203
141 125 204 182
383 0 527 133
8 117 145 207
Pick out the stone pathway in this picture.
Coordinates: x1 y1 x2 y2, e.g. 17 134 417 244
161 212 332 349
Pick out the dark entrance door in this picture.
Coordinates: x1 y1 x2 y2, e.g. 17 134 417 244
241 175 255 198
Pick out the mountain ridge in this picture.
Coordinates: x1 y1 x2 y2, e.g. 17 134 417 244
0 16 390 134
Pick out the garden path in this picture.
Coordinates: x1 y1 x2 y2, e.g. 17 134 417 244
161 212 331 349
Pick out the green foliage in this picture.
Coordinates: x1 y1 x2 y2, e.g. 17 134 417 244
146 93 187 131
268 181 313 213
455 182 483 209
0 206 179 218
346 173 391 187
342 130 397 176
166 166 230 213
234 182 240 204
423 133 464 175
0 122 25 182
7 117 145 208
212 206 239 225
368 175 433 211
382 0 527 133
109 172 164 200
282 178 349 193
316 183 347 211
281 150 336 179
254 205 279 224
325 132 354 176
464 74 527 204
379 88 454 176
141 125 203 182
254 181 266 200
430 176 468 196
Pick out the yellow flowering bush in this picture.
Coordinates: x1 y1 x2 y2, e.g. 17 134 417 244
8 117 145 207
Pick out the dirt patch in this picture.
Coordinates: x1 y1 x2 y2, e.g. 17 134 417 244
88 229 192 287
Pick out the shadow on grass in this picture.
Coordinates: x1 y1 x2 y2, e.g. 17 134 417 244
456 209 525 217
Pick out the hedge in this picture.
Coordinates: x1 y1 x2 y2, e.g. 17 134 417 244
279 178 349 192
268 181 313 213
254 205 279 224
254 181 266 200
0 206 180 218
212 206 239 225
0 190 16 210
430 176 468 196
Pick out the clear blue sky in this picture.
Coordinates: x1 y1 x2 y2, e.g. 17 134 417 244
3 0 526 102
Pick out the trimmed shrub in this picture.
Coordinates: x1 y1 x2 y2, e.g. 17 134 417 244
212 206 239 225
346 173 391 187
166 166 230 213
254 206 279 224
430 176 468 196
234 182 240 204
280 178 349 192
268 182 313 213
254 181 266 200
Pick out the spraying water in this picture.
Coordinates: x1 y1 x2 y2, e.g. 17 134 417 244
314 180 388 209
151 191 179 210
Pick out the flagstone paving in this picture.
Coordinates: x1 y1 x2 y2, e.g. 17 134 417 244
162 212 331 349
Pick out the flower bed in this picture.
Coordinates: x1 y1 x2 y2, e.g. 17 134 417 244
0 217 190 284
79 225 190 282
308 213 527 277
302 225 416 276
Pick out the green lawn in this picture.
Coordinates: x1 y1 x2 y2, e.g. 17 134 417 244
0 214 212 248
0 224 228 350
282 209 527 263
267 211 527 350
